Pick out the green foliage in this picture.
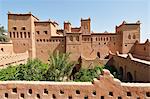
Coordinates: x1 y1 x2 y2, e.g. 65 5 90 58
0 25 9 42
0 59 48 81
0 52 104 82
0 66 18 81
16 59 48 81
44 52 75 81
74 66 103 82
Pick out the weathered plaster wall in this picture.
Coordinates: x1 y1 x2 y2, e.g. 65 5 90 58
0 70 150 99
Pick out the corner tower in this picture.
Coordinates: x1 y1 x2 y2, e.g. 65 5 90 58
8 12 38 58
81 18 91 34
116 21 140 54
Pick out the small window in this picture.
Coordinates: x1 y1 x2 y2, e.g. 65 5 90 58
128 34 131 39
127 92 131 96
13 27 17 30
17 32 19 38
44 89 48 94
52 94 56 99
37 39 39 42
12 88 17 93
101 96 104 99
146 92 150 97
104 42 106 45
118 96 122 99
125 44 127 46
76 90 80 94
24 32 26 38
28 32 30 38
43 39 45 42
96 37 97 41
76 36 79 41
1 48 4 52
5 93 8 98
133 34 136 39
20 93 24 98
36 31 40 34
99 43 100 45
104 38 105 41
60 90 64 94
28 89 32 95
22 27 26 30
36 94 40 99
13 32 15 38
20 32 23 38
106 37 108 41
44 31 47 34
40 39 42 42
69 36 73 41
109 92 113 96
92 91 96 96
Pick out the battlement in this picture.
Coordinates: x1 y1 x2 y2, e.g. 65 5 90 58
0 69 150 99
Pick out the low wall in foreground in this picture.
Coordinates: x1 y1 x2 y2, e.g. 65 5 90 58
0 69 150 99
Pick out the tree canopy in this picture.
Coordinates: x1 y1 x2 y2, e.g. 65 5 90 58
0 53 104 82
74 66 103 82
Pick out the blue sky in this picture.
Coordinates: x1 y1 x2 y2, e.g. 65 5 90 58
0 0 149 42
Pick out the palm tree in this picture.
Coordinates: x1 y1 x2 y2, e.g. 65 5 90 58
45 52 75 81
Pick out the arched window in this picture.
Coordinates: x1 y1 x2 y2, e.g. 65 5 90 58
13 32 15 38
20 32 22 38
128 34 131 39
28 32 30 38
17 32 19 38
96 37 97 41
69 36 73 41
97 52 100 58
119 67 123 81
104 37 105 41
127 72 133 82
76 36 79 41
24 32 26 38
1 48 4 52
106 37 108 41
91 38 93 41
133 34 136 39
